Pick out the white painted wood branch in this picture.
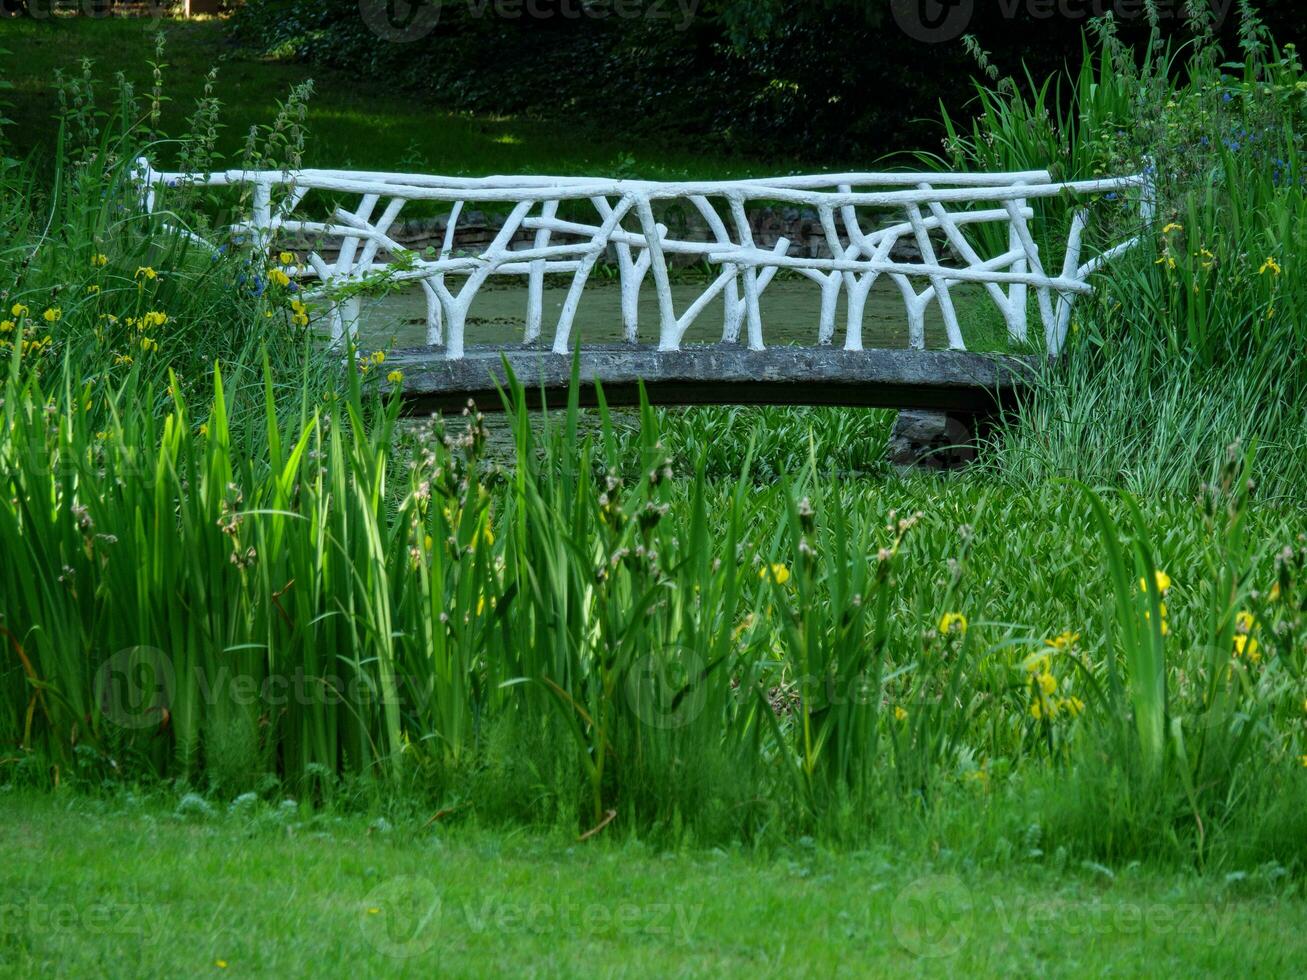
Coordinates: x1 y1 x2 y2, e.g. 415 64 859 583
135 158 1153 358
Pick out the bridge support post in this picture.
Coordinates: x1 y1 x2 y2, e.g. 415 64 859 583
887 409 998 470
330 296 362 346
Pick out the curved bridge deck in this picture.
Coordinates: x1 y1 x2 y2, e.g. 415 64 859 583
389 345 1036 415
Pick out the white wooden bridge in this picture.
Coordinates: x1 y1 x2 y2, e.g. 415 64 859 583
134 159 1153 412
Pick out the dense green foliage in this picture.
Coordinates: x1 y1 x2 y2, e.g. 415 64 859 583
228 0 911 162
0 18 764 179
2 8 1307 881
228 0 1307 162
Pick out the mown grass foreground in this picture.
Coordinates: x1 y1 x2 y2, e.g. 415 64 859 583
4 792 1307 977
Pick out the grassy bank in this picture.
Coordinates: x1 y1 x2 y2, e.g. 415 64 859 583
5 792 1307 976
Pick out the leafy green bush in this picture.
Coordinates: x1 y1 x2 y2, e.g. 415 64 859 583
940 8 1306 495
0 37 331 442
227 0 1307 164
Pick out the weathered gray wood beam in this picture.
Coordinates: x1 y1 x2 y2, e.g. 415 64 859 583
388 344 1036 415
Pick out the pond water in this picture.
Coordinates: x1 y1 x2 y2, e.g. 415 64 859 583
354 275 1012 352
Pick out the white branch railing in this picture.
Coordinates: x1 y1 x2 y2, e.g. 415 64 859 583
134 159 1154 358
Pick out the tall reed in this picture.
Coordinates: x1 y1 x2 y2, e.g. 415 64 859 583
940 9 1306 496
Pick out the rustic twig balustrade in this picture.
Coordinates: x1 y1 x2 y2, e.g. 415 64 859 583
134 160 1153 360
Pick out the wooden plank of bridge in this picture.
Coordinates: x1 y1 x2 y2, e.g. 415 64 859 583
388 344 1036 416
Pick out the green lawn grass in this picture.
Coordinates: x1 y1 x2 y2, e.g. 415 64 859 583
4 791 1306 977
0 17 775 179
